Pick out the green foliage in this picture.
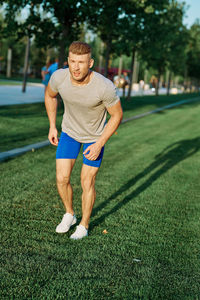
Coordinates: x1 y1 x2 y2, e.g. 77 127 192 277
141 1 186 74
29 41 48 77
2 0 89 65
86 0 132 74
0 34 26 76
186 21 200 80
1 0 200 85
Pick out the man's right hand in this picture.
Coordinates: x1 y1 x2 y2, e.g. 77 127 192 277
48 127 59 146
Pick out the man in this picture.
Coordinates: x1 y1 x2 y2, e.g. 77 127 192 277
45 41 123 240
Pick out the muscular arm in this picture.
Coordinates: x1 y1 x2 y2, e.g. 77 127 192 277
84 101 123 160
45 84 59 146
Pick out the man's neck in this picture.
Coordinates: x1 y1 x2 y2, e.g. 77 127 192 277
70 70 93 86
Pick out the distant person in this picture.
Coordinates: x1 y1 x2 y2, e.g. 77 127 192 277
41 61 51 92
150 75 157 92
45 41 123 240
139 79 145 95
113 74 119 88
121 71 130 97
47 58 58 77
63 61 68 69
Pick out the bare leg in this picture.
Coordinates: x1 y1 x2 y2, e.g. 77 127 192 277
80 164 99 228
56 159 76 215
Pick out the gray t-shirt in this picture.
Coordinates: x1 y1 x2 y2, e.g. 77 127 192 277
49 68 120 143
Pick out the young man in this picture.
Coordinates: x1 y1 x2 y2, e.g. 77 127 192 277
45 41 123 240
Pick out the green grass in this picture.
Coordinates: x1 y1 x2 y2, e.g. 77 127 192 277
0 81 22 86
0 102 63 152
0 93 199 152
120 92 199 119
0 74 41 83
1 97 200 299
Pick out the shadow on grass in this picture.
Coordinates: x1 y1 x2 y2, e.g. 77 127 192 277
0 93 199 118
90 136 200 230
0 127 50 152
0 102 64 118
0 102 64 151
120 93 200 113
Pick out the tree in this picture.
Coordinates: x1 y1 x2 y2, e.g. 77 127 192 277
186 21 200 90
0 9 27 77
166 24 188 95
86 0 127 77
2 0 89 67
114 0 171 99
141 0 186 95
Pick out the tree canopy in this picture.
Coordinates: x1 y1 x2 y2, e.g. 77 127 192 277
0 0 200 92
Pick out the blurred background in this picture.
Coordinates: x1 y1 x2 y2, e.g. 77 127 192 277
0 0 199 97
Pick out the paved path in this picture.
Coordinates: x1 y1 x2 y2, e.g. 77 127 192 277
0 83 44 106
0 81 175 106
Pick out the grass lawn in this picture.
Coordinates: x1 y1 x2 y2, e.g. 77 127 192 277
0 75 41 83
0 102 63 152
0 93 199 152
0 81 22 86
0 96 200 299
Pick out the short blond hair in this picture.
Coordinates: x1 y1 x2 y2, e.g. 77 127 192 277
69 41 92 56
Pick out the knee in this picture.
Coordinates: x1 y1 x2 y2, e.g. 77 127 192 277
81 174 96 191
56 173 70 186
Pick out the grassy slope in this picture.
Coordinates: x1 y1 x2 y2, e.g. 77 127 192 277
0 102 63 152
0 81 22 85
0 93 199 152
0 75 41 83
0 99 200 299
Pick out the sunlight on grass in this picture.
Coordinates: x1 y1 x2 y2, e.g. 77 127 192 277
1 98 200 298
0 93 199 152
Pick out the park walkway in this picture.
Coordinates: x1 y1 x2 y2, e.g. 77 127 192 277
0 83 44 106
0 80 170 106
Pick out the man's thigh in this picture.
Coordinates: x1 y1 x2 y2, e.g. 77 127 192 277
56 159 76 179
56 132 81 159
81 163 99 183
56 132 81 179
82 142 104 168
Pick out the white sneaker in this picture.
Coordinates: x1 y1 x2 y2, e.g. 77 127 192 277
70 225 88 240
56 213 77 233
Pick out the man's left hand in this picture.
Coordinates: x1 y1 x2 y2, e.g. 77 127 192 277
83 142 102 161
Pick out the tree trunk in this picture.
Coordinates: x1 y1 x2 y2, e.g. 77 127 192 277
98 42 104 74
167 71 172 96
118 55 123 77
22 37 30 93
58 25 69 68
104 39 111 78
155 72 161 96
127 47 135 101
144 69 148 84
189 80 192 93
197 80 199 93
6 48 12 78
183 67 188 92
132 51 139 84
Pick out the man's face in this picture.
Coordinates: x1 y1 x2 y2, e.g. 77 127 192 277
68 52 94 82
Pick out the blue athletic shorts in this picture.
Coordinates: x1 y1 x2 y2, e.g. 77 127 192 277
56 132 104 168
